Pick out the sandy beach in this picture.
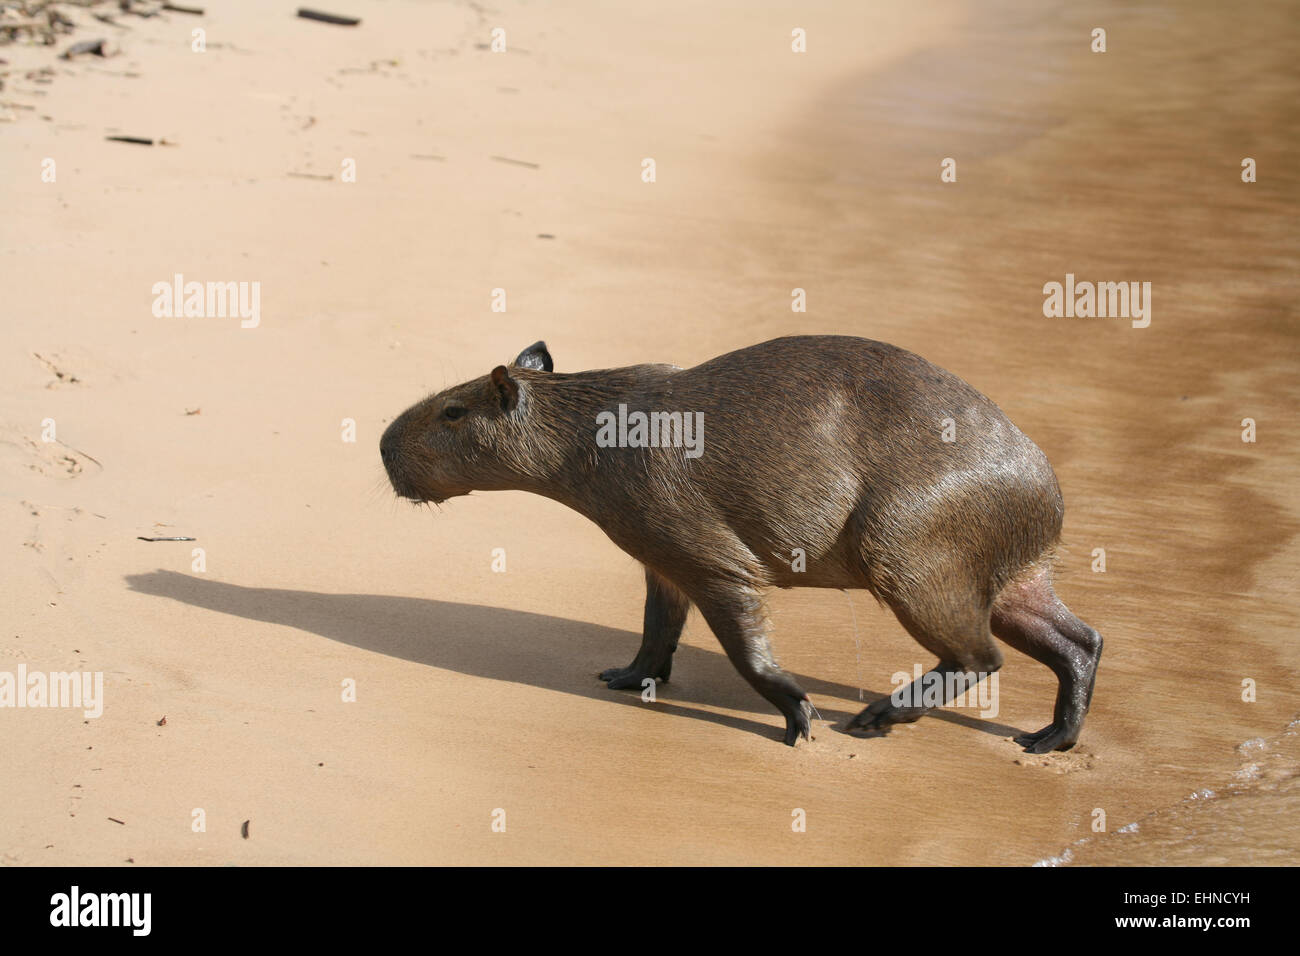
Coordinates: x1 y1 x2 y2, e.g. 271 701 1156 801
2 0 1297 866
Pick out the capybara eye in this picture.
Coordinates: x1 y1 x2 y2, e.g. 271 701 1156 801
443 406 467 422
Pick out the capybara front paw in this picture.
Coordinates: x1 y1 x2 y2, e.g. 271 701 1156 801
781 697 814 746
1014 723 1078 754
599 663 666 690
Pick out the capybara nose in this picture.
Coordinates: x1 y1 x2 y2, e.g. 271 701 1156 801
379 419 404 478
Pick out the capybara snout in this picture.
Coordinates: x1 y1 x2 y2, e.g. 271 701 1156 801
378 410 422 501
382 335 1103 752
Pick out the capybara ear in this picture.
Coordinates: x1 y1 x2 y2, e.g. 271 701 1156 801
490 365 520 411
514 340 553 372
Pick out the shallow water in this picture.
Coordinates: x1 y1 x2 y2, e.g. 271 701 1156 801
766 0 1300 864
1043 716 1300 865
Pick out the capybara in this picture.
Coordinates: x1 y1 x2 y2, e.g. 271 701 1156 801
380 336 1102 751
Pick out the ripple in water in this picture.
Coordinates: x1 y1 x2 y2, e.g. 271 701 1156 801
1034 716 1300 866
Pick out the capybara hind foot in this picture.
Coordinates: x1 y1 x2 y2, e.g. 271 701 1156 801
992 568 1103 754
599 661 669 690
1014 722 1080 754
847 696 927 736
848 659 997 737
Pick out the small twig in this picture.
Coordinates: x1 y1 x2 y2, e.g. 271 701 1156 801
489 155 539 169
297 8 360 26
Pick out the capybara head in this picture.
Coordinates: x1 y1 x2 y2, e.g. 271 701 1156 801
380 341 554 503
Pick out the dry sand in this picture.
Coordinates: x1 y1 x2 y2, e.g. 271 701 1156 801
1 0 1297 865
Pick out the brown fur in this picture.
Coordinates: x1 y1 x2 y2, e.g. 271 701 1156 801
381 336 1102 750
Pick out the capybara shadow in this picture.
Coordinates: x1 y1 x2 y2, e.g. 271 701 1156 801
124 570 1021 741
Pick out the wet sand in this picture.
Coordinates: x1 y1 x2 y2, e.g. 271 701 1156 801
1 0 1297 865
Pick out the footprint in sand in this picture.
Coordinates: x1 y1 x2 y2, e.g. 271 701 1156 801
0 430 102 480
1012 746 1098 774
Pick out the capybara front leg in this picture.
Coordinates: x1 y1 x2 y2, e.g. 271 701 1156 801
693 587 812 746
600 567 691 690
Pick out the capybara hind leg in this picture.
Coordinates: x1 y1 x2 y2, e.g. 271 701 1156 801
850 600 1002 736
849 661 997 733
693 587 812 746
601 567 691 690
991 570 1103 754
